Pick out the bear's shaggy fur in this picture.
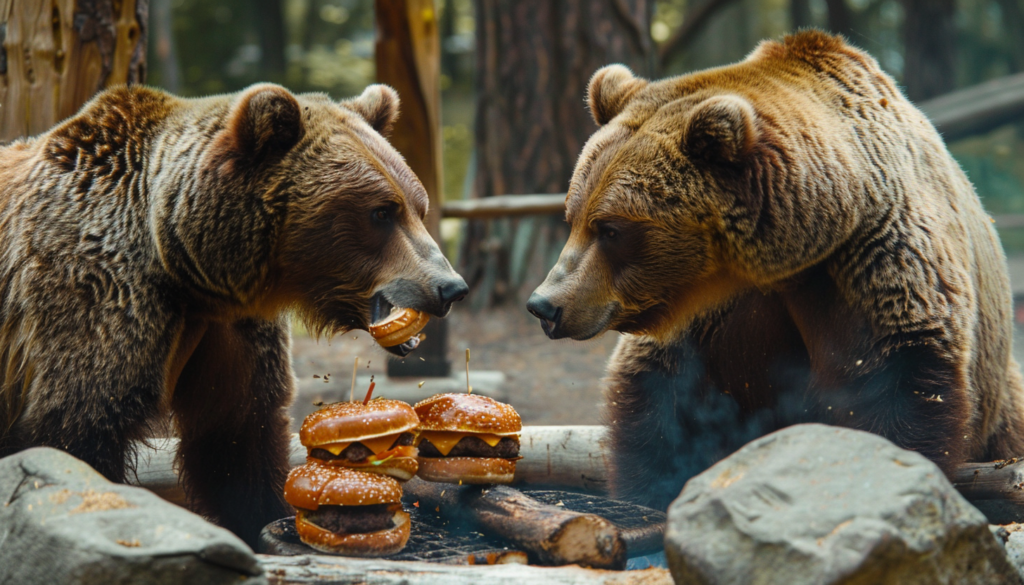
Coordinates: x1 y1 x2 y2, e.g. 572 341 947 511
0 82 465 543
529 31 1024 509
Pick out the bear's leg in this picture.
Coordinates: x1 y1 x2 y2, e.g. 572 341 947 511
10 377 161 483
604 334 782 510
171 317 294 547
821 341 973 475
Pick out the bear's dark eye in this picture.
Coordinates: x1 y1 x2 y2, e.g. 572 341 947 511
598 225 618 241
373 208 391 223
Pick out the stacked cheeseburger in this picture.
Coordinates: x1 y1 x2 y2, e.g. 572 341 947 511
284 399 419 556
413 393 522 485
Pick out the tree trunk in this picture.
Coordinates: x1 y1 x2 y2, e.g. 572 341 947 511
253 0 285 83
824 0 853 38
376 0 453 377
901 0 957 102
790 0 812 30
467 0 654 305
995 0 1024 74
0 0 147 142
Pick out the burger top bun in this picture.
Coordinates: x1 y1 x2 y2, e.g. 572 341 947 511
300 399 419 447
413 393 521 436
284 461 403 511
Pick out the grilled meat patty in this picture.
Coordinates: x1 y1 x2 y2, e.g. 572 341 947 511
417 435 520 458
310 432 415 462
304 504 397 534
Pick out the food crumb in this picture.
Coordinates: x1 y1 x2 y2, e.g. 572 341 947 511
116 539 141 547
413 501 419 508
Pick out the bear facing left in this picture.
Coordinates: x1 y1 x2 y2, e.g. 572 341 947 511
0 82 467 546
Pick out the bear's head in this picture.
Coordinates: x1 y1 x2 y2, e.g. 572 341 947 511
156 83 467 355
526 64 777 341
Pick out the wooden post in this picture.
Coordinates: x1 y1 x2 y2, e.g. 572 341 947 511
0 0 148 142
375 0 451 377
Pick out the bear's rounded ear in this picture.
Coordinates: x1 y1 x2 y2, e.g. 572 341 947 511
343 84 400 136
214 84 303 169
682 95 758 165
587 65 648 126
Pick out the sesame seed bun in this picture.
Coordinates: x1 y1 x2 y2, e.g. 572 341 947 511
413 393 522 436
415 456 517 485
294 508 410 556
300 399 419 448
369 308 430 347
284 462 403 511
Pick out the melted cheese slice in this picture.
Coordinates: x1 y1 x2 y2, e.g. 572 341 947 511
419 431 516 456
319 433 400 456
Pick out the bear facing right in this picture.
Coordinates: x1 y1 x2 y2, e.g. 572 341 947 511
528 30 1024 510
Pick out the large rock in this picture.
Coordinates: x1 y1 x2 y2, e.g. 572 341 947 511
0 447 265 585
665 424 1020 585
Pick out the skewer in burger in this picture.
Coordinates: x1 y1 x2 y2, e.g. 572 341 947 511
284 461 410 555
301 399 420 481
413 393 522 484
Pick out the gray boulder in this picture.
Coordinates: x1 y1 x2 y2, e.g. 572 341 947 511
665 424 1020 585
0 447 265 585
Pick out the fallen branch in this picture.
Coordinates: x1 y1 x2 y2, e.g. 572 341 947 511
918 71 1024 141
441 193 566 219
404 478 627 569
952 457 1024 524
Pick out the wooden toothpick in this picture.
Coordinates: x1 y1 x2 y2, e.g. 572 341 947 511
350 356 359 402
465 348 472 394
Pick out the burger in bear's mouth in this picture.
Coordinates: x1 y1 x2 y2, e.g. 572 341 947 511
369 292 429 356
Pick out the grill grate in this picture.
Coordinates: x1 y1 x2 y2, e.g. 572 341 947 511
260 502 524 564
259 489 665 564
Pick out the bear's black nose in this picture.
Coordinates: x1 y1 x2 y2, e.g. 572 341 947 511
438 277 469 309
526 292 561 338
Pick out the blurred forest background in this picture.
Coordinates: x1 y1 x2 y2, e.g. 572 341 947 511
147 0 1024 307
22 0 1016 425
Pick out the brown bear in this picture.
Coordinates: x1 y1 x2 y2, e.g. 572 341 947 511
527 30 1024 510
0 82 467 545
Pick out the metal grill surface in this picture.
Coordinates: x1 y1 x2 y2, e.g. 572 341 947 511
259 489 665 563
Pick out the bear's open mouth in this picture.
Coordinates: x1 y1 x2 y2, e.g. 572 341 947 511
369 293 425 357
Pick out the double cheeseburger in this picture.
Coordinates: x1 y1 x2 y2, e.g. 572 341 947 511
413 393 522 484
284 461 410 556
301 399 419 481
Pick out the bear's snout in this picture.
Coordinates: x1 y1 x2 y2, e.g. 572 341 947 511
526 292 562 339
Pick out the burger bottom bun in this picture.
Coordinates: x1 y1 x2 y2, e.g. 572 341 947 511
295 509 411 556
416 456 516 484
307 456 418 482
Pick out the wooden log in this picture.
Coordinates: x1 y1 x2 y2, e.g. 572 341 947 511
918 71 1024 141
257 554 673 585
129 426 613 503
513 425 609 493
403 478 627 569
442 193 567 219
952 457 1024 524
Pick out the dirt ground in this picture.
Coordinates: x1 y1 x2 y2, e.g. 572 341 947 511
289 304 621 429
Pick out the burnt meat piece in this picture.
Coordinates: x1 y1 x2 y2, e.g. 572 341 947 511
304 504 397 534
418 435 520 458
310 432 415 462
